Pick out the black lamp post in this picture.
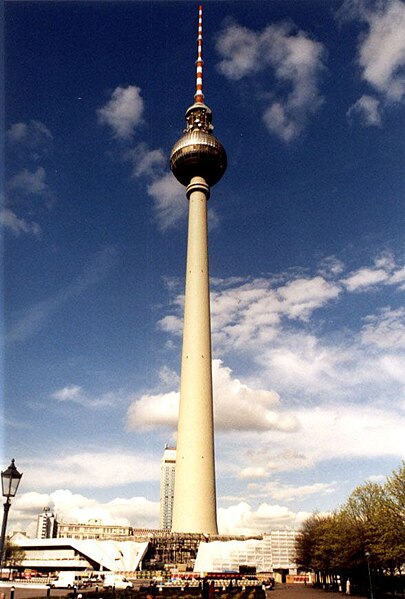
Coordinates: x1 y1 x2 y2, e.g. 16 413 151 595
0 459 23 577
365 551 374 599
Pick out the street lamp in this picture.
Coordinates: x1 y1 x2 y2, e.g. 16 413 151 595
0 459 23 578
365 551 374 599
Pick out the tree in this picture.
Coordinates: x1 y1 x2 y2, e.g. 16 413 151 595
295 462 405 595
3 540 25 577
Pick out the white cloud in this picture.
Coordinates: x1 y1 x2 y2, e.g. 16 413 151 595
278 276 340 320
10 487 316 537
317 256 345 277
344 268 388 290
5 123 55 230
239 467 268 480
158 366 180 388
340 0 405 114
347 94 382 126
6 120 53 160
21 451 160 491
219 401 404 481
361 307 405 349
157 314 183 336
124 143 165 178
97 85 144 139
7 167 49 197
147 173 187 230
126 360 299 433
209 274 340 352
341 253 402 292
97 85 190 231
216 23 261 80
356 0 405 101
389 267 405 289
0 208 41 237
127 390 179 431
216 21 326 141
51 385 121 409
10 489 159 536
293 403 405 461
213 360 299 432
218 501 312 535
262 480 337 502
157 252 405 416
52 385 83 402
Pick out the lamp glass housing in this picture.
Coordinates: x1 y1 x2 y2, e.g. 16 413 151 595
1 460 22 498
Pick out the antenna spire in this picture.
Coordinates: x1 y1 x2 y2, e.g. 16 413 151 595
195 5 204 104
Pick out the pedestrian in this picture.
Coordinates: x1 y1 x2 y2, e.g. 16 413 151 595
202 577 209 599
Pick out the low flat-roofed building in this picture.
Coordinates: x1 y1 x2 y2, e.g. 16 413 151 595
11 537 148 574
194 530 298 575
194 537 273 573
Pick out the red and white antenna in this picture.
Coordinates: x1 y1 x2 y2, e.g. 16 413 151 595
194 5 204 104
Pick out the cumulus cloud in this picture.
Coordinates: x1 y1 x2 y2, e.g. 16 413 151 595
147 173 188 230
347 94 382 126
218 501 312 535
124 143 166 179
361 307 405 349
157 252 405 416
6 120 53 160
51 385 123 409
342 253 395 290
97 85 144 139
340 0 405 117
20 451 160 491
10 489 159 536
261 480 337 502
126 359 299 433
216 20 326 141
10 486 316 537
97 85 189 230
217 400 404 483
293 404 404 461
0 208 41 236
7 166 49 198
208 274 341 352
5 120 55 234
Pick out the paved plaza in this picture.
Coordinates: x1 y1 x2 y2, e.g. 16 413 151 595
268 585 360 599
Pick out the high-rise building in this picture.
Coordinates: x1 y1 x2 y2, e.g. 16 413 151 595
159 446 176 530
169 5 227 535
36 507 57 538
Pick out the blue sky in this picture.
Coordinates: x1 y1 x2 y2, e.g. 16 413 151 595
2 0 404 536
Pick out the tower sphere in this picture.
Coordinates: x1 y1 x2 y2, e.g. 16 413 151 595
170 103 227 188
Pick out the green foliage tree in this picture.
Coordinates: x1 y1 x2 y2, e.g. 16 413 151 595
3 540 25 577
295 462 405 595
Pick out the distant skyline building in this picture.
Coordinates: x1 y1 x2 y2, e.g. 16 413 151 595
169 5 227 534
36 507 57 539
159 446 176 530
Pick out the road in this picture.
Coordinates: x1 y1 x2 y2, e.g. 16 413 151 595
0 583 70 599
0 582 362 599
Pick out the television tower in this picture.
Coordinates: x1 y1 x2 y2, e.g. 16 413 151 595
170 5 227 535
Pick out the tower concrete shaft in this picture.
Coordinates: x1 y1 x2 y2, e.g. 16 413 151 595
169 5 226 535
171 177 217 534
